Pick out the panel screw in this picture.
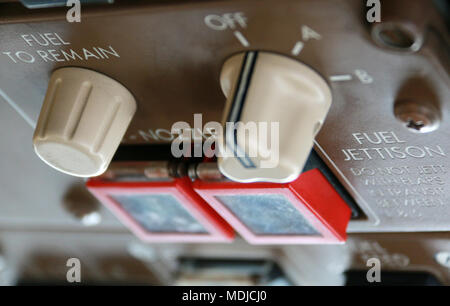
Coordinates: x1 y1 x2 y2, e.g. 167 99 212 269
372 22 422 52
394 100 440 133
435 252 450 268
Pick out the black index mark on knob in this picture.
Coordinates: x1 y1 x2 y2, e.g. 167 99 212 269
225 51 259 169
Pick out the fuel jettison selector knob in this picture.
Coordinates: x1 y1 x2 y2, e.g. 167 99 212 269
33 67 137 177
219 51 332 183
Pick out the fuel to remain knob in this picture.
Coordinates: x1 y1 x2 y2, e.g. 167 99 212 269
33 67 136 177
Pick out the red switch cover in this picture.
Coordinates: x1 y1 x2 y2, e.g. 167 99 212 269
87 177 235 243
193 169 351 245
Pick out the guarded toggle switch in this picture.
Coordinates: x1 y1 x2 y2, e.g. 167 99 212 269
219 51 332 183
86 177 235 243
33 67 137 177
193 168 351 245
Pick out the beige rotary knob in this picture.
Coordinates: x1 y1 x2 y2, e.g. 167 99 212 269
218 51 332 183
33 67 137 177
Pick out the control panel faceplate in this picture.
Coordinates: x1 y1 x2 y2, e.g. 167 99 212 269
0 0 449 233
